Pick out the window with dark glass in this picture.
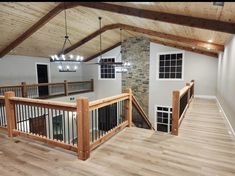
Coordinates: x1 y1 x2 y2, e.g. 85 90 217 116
158 53 183 79
100 58 115 79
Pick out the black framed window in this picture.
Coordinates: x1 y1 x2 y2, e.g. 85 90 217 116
99 58 115 79
158 53 183 79
156 106 172 133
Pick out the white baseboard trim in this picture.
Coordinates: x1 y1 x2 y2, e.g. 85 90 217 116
216 97 235 137
194 95 216 99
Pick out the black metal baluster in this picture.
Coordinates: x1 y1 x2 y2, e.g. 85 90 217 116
63 110 66 143
23 105 27 132
30 105 33 133
91 110 94 142
72 111 74 145
67 111 70 144
20 104 23 131
48 108 51 139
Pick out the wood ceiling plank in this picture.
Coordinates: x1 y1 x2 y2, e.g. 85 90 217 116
62 23 223 55
0 3 64 58
150 38 218 58
76 2 235 34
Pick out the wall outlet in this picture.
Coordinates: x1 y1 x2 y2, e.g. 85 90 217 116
70 97 75 101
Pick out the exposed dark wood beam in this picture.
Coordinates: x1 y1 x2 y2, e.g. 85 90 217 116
0 3 65 58
84 42 121 62
76 2 235 34
150 39 218 58
0 2 87 58
63 23 223 56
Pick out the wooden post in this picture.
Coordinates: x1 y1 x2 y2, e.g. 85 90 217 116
186 83 190 103
21 82 27 97
172 90 180 136
4 91 16 138
77 97 90 160
64 80 68 96
191 80 195 98
90 79 94 91
127 88 132 127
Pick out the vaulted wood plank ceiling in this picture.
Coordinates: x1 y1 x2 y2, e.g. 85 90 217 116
0 2 234 59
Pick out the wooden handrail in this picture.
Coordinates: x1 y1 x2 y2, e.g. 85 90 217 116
89 93 129 110
68 80 92 84
179 86 189 97
0 85 22 89
132 95 155 130
9 97 76 111
2 88 139 161
0 96 4 100
26 82 65 87
172 80 195 136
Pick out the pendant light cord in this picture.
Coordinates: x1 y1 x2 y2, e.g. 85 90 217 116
99 17 102 60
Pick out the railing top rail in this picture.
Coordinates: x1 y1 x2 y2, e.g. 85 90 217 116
0 85 22 89
179 86 189 98
132 95 155 130
27 82 65 87
0 96 4 99
89 93 129 110
9 97 76 110
68 80 92 84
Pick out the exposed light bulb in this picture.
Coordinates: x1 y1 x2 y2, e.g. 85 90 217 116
51 55 55 60
62 54 65 60
76 55 80 61
208 39 213 43
55 55 59 60
66 65 70 70
207 47 211 50
58 65 62 70
74 66 78 70
70 55 73 59
80 56 83 61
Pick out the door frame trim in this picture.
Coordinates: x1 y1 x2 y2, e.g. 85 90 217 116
35 62 51 84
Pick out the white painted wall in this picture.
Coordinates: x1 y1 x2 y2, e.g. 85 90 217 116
0 55 83 86
149 42 218 125
217 35 235 133
82 46 122 99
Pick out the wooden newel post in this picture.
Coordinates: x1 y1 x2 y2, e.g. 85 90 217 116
191 80 195 98
186 83 190 103
21 82 27 97
172 90 180 136
64 80 68 96
90 79 94 91
77 97 90 160
127 88 132 127
4 91 16 138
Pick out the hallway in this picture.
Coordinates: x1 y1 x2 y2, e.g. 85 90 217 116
0 98 235 176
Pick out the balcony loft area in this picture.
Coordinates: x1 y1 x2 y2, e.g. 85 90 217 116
0 2 235 176
1 98 235 176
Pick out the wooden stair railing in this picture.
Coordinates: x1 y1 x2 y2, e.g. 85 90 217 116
132 95 155 130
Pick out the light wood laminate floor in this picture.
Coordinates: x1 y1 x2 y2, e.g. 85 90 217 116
0 98 235 176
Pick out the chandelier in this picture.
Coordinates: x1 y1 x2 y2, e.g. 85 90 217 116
50 3 83 72
86 17 131 73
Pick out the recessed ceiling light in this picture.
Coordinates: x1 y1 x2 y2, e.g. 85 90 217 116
208 39 213 43
130 2 155 5
213 2 224 6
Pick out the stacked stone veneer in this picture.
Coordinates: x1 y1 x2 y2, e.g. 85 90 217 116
121 36 150 115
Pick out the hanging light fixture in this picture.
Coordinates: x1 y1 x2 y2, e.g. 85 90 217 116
115 28 131 73
50 3 83 72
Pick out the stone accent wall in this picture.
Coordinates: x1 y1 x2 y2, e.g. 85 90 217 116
121 36 150 114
